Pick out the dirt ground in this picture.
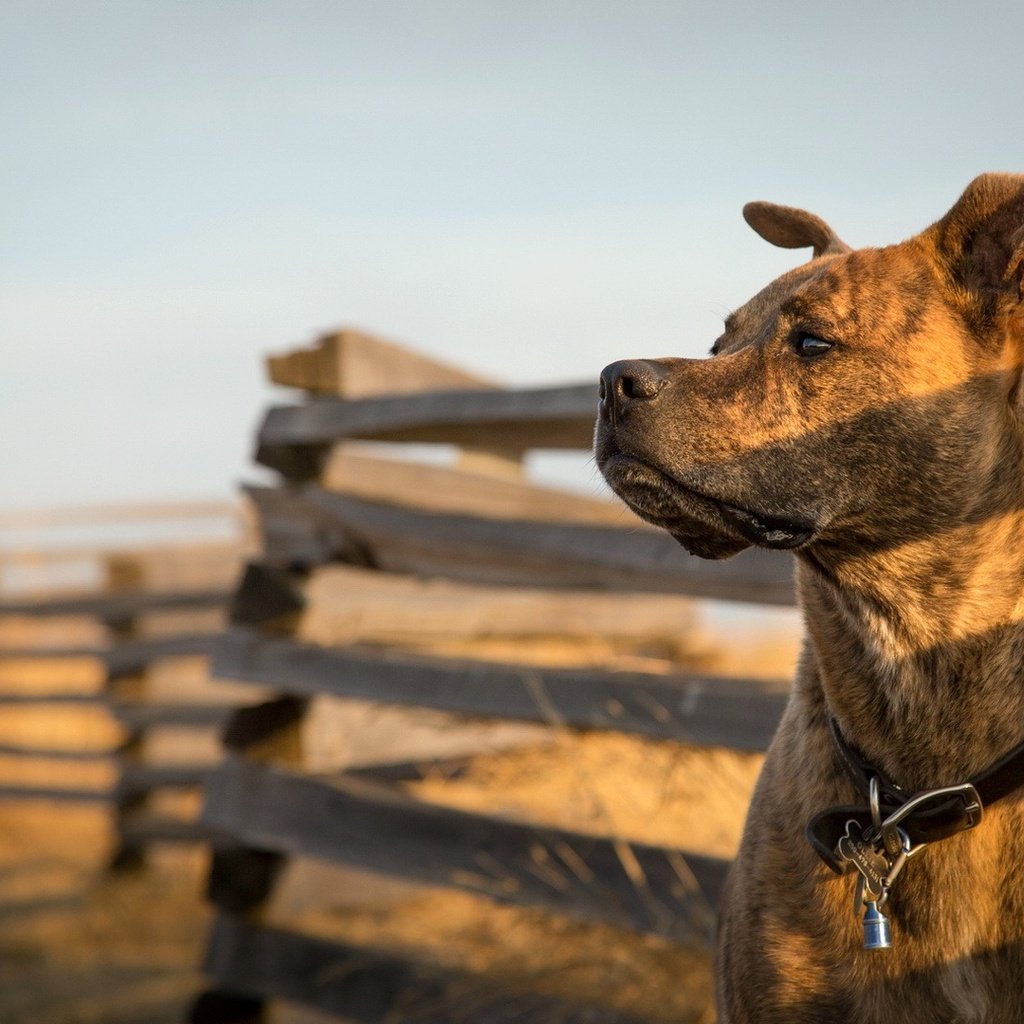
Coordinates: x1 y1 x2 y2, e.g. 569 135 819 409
0 801 211 1024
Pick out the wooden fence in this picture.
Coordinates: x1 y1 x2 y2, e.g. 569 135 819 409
191 329 797 1023
0 504 252 866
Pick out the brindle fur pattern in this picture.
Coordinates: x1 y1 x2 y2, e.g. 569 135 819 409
595 174 1024 1022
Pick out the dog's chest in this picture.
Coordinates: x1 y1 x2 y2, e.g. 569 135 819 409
936 961 989 1023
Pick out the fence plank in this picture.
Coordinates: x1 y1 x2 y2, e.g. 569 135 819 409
0 587 233 620
213 629 786 751
0 646 106 658
116 763 217 798
104 634 218 675
266 329 497 397
0 784 108 802
248 485 796 604
0 693 100 705
0 743 113 760
258 382 597 453
202 757 726 941
229 563 306 627
111 702 240 730
200 914 649 1024
297 563 701 649
320 450 635 525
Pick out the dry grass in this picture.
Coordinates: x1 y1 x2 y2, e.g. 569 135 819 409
292 886 716 1023
409 732 761 858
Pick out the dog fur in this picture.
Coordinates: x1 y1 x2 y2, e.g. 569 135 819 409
595 174 1024 1022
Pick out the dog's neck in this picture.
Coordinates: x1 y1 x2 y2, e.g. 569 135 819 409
797 508 1024 792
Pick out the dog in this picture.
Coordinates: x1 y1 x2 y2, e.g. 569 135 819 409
595 174 1024 1021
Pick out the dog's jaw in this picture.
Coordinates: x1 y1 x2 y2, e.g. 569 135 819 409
597 447 813 557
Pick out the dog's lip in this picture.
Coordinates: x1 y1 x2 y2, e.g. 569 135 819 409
603 454 729 528
601 451 816 550
717 503 815 550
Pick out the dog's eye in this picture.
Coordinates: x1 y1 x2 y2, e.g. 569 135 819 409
795 333 833 358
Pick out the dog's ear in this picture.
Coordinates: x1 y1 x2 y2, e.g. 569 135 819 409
932 173 1024 310
742 201 850 258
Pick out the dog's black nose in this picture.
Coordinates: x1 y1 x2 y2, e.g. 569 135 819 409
599 359 670 423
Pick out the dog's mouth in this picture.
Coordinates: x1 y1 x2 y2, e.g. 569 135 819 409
600 451 816 558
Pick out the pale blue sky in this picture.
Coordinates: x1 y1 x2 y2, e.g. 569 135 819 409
4 0 1024 509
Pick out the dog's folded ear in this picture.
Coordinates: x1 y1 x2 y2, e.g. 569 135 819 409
742 201 850 258
932 173 1024 312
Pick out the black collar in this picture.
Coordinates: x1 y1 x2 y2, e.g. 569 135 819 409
807 717 1024 872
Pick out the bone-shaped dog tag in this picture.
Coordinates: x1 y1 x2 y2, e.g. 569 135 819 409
836 819 888 902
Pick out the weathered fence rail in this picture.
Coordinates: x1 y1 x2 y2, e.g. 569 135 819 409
192 329 796 1024
205 753 727 938
213 628 787 750
249 482 795 602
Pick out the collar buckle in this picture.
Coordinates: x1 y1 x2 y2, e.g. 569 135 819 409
879 781 983 836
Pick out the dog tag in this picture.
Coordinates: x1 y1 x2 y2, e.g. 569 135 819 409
836 819 888 902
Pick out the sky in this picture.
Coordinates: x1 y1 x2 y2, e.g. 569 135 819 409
4 0 1024 512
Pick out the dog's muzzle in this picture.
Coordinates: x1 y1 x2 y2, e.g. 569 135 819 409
596 359 816 555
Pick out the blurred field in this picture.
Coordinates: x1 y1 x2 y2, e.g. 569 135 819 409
0 600 798 1023
0 733 761 1024
0 743 748 1024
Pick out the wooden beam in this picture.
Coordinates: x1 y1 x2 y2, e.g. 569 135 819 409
119 813 228 846
257 382 597 454
229 563 306 627
116 762 217 798
0 693 101 705
0 743 113 761
110 701 240 730
0 646 106 659
297 563 699 649
320 450 633 525
103 543 244 593
253 440 331 482
200 914 649 1024
206 847 287 914
0 587 233 620
201 757 726 940
0 784 108 802
219 689 549 775
248 484 796 604
212 629 786 751
0 500 242 530
105 633 218 675
246 485 360 568
221 696 309 754
266 329 496 398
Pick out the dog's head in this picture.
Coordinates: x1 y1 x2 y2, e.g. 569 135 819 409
595 174 1024 560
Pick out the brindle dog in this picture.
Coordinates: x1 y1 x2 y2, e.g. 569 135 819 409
595 174 1024 1022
